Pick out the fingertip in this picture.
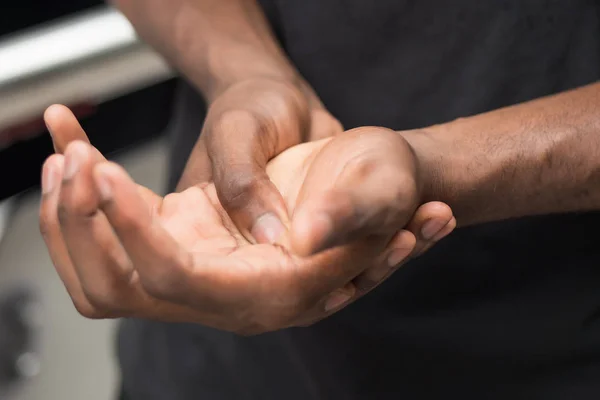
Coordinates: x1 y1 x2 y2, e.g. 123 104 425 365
432 216 457 242
64 140 92 159
410 202 453 226
214 170 291 245
43 104 70 126
44 104 76 136
251 212 287 245
44 105 91 153
324 289 353 312
63 140 95 180
93 162 128 202
408 201 454 241
43 153 65 171
41 154 65 195
424 201 452 214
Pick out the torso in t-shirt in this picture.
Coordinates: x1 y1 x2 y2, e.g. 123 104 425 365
118 1 600 399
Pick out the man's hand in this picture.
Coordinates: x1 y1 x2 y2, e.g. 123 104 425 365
112 0 343 244
111 0 452 252
289 127 456 260
40 106 454 333
177 78 343 245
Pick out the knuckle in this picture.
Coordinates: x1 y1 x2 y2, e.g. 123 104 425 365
270 93 305 124
219 173 263 211
311 109 344 136
211 109 258 140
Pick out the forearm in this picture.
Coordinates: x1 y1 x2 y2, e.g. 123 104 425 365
112 0 305 102
409 82 600 226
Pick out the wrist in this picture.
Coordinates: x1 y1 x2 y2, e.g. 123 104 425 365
168 1 301 104
206 73 310 107
400 125 464 220
202 62 301 104
402 118 504 227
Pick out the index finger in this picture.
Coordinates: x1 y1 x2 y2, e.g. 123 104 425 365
44 105 105 161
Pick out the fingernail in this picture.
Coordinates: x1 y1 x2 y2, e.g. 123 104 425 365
421 219 446 240
41 162 57 194
252 213 286 244
63 148 80 180
387 247 412 267
95 170 113 201
324 291 352 312
432 226 451 242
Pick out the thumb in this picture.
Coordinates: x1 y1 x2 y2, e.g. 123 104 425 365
405 201 456 256
290 128 419 256
207 113 291 245
213 165 290 245
44 104 105 161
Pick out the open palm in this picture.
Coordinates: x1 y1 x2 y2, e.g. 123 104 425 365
40 105 454 334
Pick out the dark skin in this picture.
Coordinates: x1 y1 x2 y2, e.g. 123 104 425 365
41 1 456 329
41 1 600 329
40 106 455 333
409 82 600 225
111 0 338 241
110 0 450 254
293 83 600 255
291 83 600 255
42 80 600 330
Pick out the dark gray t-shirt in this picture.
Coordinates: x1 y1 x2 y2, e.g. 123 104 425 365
119 1 600 398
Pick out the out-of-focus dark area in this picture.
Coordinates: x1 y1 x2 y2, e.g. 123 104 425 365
0 3 177 399
0 0 176 201
0 0 100 34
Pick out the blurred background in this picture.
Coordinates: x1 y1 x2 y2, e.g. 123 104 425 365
0 3 177 399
